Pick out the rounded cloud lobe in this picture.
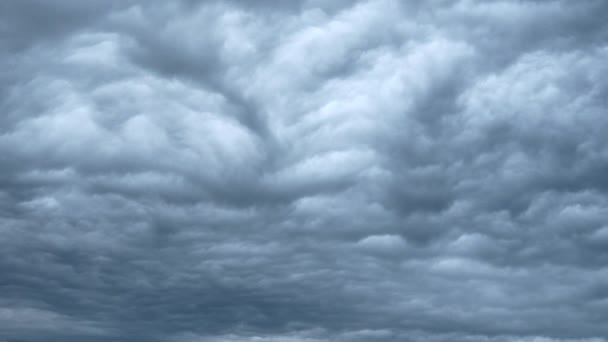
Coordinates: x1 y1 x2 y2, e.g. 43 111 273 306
1 1 608 341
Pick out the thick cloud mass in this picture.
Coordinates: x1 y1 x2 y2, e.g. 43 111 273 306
1 1 608 341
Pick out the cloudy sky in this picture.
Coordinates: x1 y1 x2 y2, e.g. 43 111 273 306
1 0 608 341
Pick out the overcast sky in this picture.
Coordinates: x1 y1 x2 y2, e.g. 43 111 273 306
1 0 608 341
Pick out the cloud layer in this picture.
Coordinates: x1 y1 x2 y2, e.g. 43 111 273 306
1 0 608 341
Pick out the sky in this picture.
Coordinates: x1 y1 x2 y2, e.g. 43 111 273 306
1 0 608 341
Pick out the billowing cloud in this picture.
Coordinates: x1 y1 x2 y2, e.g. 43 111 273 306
1 1 608 341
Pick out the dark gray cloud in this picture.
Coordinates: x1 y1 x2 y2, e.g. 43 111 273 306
1 0 608 341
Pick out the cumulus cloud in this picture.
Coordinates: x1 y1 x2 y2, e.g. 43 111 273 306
1 0 608 341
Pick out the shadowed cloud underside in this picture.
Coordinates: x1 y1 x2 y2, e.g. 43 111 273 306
1 1 608 341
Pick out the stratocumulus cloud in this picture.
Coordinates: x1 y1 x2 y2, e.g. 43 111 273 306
1 1 608 341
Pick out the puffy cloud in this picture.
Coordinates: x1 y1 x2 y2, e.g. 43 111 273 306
1 0 608 341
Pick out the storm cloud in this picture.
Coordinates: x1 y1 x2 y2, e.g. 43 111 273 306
1 0 608 341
